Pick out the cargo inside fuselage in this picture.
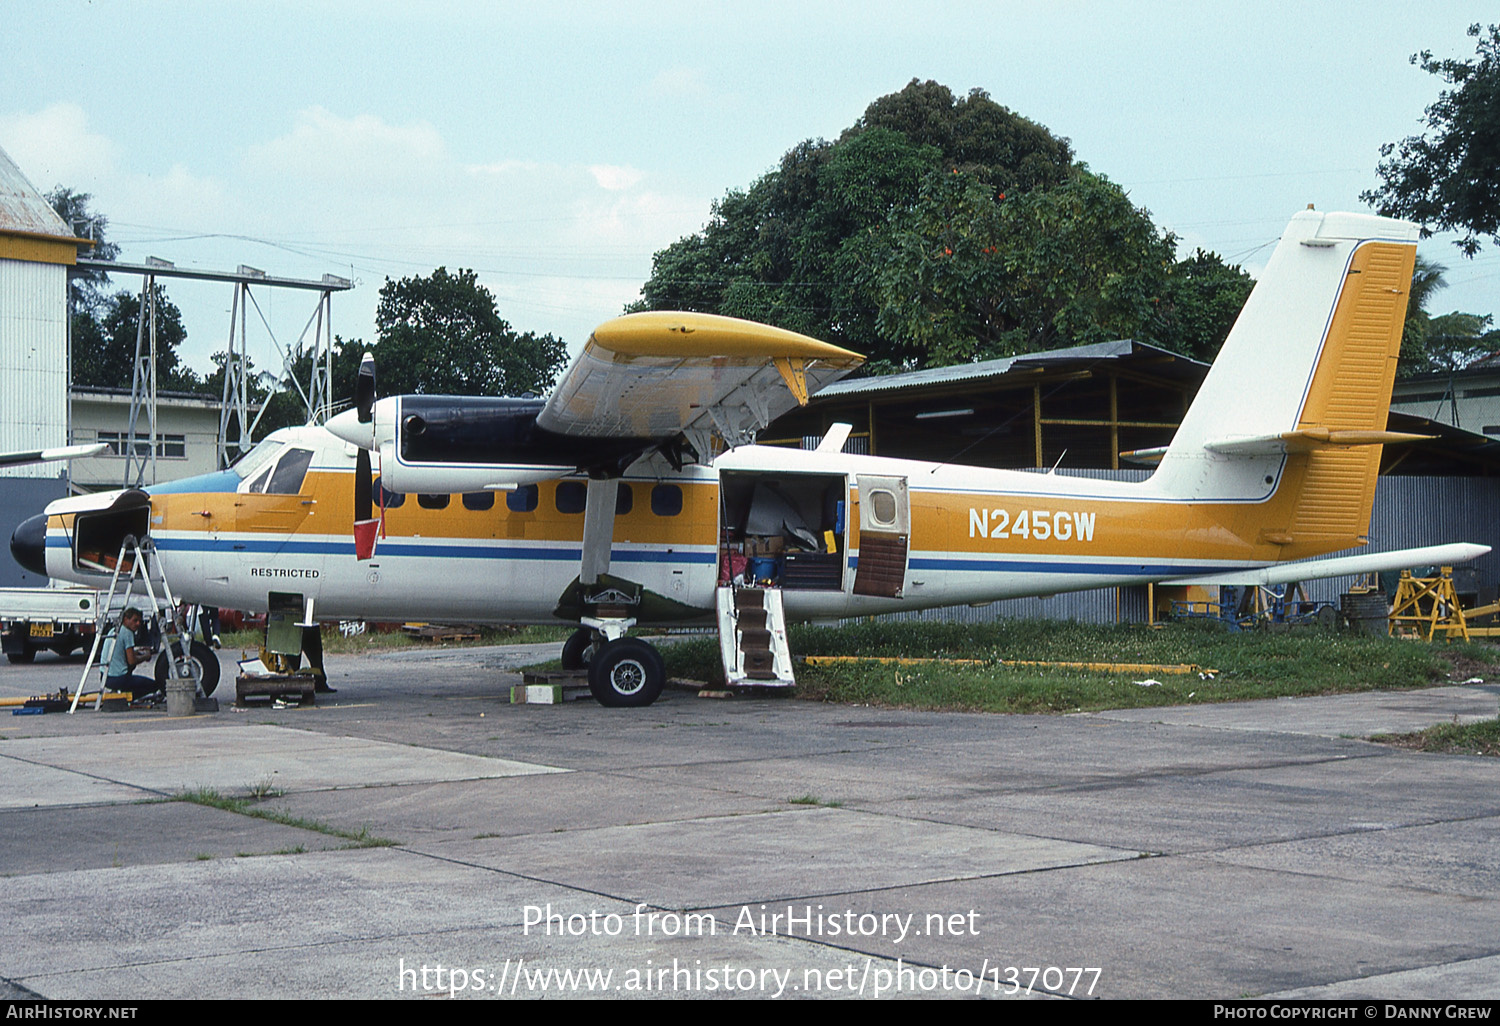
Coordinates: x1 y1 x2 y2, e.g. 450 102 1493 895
718 471 846 590
69 490 153 574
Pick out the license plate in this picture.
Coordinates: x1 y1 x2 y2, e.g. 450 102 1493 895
28 622 54 638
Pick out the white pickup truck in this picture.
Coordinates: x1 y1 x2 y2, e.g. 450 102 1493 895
0 587 106 663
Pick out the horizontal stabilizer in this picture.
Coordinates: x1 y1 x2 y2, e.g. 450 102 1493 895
1203 429 1432 457
1168 543 1491 587
1120 446 1167 466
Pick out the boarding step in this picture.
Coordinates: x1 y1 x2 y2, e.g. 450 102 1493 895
716 585 795 688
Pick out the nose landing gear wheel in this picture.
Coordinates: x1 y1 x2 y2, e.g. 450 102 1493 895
155 639 221 696
587 638 665 707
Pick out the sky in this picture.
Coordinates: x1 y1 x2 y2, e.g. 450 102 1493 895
2 1 1496 384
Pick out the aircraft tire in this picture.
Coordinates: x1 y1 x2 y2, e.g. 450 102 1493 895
587 638 664 708
155 640 222 697
560 627 595 671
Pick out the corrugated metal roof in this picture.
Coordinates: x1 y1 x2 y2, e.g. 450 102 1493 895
0 143 72 238
816 339 1203 397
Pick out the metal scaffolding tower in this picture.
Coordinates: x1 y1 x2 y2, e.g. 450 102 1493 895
74 257 353 484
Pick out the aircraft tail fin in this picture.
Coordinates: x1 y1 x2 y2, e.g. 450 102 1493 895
1150 211 1420 558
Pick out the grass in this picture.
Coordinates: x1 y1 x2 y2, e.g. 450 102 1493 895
246 777 283 800
1373 717 1500 756
646 618 1500 715
176 786 398 848
788 794 844 808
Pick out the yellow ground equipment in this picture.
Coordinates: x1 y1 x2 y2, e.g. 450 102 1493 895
1387 566 1500 641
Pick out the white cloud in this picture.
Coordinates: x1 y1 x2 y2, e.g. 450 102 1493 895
246 106 448 189
588 164 645 191
0 103 116 191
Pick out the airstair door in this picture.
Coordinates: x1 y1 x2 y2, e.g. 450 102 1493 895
852 475 909 598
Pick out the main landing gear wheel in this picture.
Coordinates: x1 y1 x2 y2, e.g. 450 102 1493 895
587 638 665 708
560 627 596 671
155 639 222 697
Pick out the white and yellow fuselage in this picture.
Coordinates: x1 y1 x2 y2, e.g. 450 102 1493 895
21 210 1485 625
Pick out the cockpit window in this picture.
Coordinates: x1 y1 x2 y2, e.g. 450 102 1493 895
231 438 284 481
266 448 315 494
245 464 274 494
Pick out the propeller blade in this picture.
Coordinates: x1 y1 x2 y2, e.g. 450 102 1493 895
356 352 376 424
353 429 378 561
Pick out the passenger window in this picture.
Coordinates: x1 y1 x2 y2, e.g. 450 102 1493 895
462 491 495 511
266 448 314 495
506 484 538 513
417 493 450 510
651 484 683 517
378 481 405 509
556 481 587 514
616 483 633 516
869 490 897 527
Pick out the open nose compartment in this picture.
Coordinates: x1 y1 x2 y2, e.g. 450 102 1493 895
62 489 153 574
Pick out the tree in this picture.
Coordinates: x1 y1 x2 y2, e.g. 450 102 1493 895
73 285 200 393
1153 249 1255 362
1396 255 1499 376
631 81 1080 357
849 80 1074 191
871 171 1180 368
633 79 1253 371
368 268 566 397
1362 24 1500 256
46 186 119 314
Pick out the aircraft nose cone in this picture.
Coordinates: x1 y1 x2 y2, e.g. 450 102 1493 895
10 513 48 577
326 407 375 449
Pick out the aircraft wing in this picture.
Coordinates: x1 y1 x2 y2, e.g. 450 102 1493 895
0 443 107 468
537 311 864 448
1167 543 1491 587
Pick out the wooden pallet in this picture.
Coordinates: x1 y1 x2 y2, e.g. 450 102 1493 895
235 673 316 706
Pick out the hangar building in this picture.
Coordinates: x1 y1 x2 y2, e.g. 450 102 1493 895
767 341 1500 623
0 145 85 586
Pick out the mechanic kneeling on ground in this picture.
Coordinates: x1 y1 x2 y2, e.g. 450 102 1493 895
106 607 158 695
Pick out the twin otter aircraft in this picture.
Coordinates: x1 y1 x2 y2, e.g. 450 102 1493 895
11 210 1489 706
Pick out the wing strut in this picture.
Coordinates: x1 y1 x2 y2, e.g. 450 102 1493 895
580 478 618 585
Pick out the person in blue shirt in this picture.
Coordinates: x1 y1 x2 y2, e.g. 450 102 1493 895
106 607 158 696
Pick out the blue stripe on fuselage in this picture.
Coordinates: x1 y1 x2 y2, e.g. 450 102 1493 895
145 535 717 564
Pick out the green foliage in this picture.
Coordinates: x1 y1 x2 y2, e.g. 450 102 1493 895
873 170 1179 365
850 80 1074 191
73 285 202 393
1154 249 1256 362
371 267 567 397
1374 716 1500 756
634 79 1253 371
48 188 207 395
655 618 1496 714
175 787 397 846
46 186 118 314
1363 24 1500 256
1396 255 1499 376
654 618 1488 714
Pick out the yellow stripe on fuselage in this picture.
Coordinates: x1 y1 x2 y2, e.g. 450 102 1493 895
147 469 722 549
